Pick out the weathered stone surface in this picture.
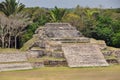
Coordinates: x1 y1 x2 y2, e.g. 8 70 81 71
27 50 45 58
114 50 120 59
31 62 44 68
51 52 64 58
44 60 67 66
0 63 32 71
90 38 107 50
45 23 82 38
0 54 27 62
46 41 62 52
62 43 109 67
32 41 46 48
103 50 120 64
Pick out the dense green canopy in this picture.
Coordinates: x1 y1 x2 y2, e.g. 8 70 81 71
0 0 25 16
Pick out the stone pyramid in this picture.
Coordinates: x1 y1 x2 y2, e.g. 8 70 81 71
44 23 109 67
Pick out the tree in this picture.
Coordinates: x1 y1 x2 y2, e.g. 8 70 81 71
0 14 10 48
112 32 120 47
0 0 25 16
9 13 31 48
49 6 66 22
20 23 39 47
62 13 81 28
33 14 50 25
111 20 120 33
92 16 114 46
0 0 32 49
82 9 99 37
0 13 30 48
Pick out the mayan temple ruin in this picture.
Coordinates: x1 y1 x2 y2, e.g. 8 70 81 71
29 23 109 67
0 23 109 71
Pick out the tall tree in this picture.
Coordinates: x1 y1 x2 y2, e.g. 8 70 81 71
50 6 66 22
9 13 31 48
62 13 81 28
0 0 25 16
82 9 99 37
0 13 30 48
0 14 9 48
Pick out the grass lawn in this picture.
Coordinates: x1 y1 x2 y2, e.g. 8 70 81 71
0 65 120 80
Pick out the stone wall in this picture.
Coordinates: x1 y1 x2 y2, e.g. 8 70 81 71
0 63 32 71
44 60 67 66
0 53 33 71
0 53 27 62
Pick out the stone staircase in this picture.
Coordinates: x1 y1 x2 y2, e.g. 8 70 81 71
62 43 109 67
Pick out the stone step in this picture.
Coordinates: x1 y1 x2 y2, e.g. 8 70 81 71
0 63 32 72
50 37 90 43
0 54 28 62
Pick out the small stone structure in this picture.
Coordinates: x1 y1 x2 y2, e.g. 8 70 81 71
103 50 120 64
0 53 32 72
28 23 109 67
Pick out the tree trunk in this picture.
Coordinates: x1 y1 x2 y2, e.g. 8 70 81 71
8 35 11 48
15 36 17 49
2 36 5 48
15 36 18 49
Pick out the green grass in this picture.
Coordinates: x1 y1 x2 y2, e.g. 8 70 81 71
0 65 120 80
0 48 19 53
105 56 117 60
0 48 27 54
